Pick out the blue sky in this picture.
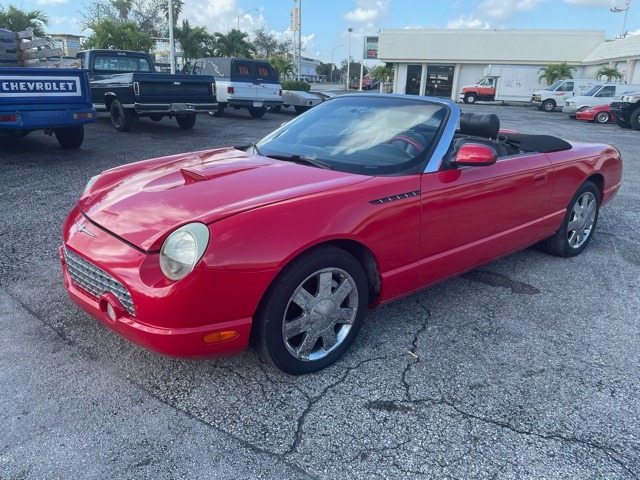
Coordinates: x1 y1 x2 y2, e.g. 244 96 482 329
10 0 640 63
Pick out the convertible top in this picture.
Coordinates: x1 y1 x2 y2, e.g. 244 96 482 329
500 134 572 154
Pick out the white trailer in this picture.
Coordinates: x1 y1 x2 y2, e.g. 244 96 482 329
278 90 324 114
459 65 544 103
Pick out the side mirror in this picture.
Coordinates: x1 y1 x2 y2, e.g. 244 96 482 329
454 143 497 167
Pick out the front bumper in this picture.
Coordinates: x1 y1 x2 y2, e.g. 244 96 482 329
134 102 217 114
531 101 542 108
60 206 278 359
562 105 578 116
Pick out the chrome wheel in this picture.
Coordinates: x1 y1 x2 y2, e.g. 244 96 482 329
567 191 596 249
595 111 609 124
282 267 358 362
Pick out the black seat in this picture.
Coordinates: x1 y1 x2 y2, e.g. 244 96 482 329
459 113 500 138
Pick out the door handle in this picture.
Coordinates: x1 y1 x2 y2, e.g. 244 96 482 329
533 171 548 184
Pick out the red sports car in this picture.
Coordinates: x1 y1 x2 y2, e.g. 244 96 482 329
60 94 622 374
576 104 617 124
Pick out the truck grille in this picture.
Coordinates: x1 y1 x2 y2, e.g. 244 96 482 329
64 248 135 316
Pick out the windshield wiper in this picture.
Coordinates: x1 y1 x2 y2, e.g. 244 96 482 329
265 154 333 170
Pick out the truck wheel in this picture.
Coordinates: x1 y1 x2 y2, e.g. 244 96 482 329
269 105 282 113
629 107 640 131
541 99 556 112
616 118 632 129
211 103 226 117
295 106 310 114
249 107 266 118
55 125 84 148
463 93 477 104
110 100 133 132
176 114 196 129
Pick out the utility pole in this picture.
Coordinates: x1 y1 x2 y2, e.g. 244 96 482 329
297 0 302 81
168 0 175 73
346 28 352 89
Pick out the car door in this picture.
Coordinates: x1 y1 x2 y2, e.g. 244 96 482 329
419 152 554 286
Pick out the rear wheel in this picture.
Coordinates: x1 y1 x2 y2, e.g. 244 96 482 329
55 125 84 148
253 245 368 374
540 181 599 257
249 107 266 118
616 118 632 129
211 103 226 117
541 99 556 112
595 111 610 124
464 93 477 104
176 114 196 129
110 100 133 132
629 106 640 130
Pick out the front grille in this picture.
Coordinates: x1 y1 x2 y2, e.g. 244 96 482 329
64 248 135 316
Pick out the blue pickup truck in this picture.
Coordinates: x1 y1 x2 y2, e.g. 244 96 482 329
0 67 96 148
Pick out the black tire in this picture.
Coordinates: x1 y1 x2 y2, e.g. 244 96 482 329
540 181 600 257
55 125 84 148
615 118 632 129
8 129 30 139
249 107 266 118
629 106 640 131
463 93 477 104
595 111 610 124
110 100 133 132
176 114 196 129
211 103 226 117
149 114 164 122
294 105 310 114
269 105 282 113
253 245 368 375
541 99 556 112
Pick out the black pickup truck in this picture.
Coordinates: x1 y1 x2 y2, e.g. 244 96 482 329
610 90 640 130
76 49 216 131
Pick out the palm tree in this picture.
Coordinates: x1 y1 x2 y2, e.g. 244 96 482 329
269 56 295 80
110 0 132 23
210 29 256 58
83 19 153 52
537 62 575 86
175 19 209 63
161 0 183 26
596 66 622 82
0 5 48 37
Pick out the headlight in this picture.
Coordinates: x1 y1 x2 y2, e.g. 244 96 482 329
159 223 210 281
82 174 100 195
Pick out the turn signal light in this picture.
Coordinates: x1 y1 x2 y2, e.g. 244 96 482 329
0 115 20 122
203 331 239 344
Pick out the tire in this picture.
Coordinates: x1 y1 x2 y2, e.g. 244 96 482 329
110 100 133 132
55 125 84 148
249 107 266 118
294 105 310 114
149 114 164 122
541 99 556 112
616 118 631 129
464 93 477 104
541 181 600 257
269 105 282 113
8 129 30 139
253 245 368 375
176 114 196 129
595 111 610 124
211 103 226 117
629 106 640 131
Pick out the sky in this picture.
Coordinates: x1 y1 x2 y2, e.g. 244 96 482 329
10 0 640 64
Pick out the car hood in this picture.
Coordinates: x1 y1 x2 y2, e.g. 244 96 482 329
79 147 370 251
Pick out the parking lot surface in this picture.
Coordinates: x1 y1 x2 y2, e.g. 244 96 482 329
1 103 639 479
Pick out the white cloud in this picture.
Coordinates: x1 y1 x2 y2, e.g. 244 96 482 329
343 0 391 24
36 0 69 5
182 0 239 34
446 15 490 29
445 0 547 28
564 0 617 6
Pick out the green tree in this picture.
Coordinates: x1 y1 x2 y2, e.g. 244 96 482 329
0 4 48 37
340 58 368 82
175 19 209 63
252 27 279 59
83 19 153 51
538 62 575 86
110 0 132 22
269 56 295 80
596 66 622 82
369 65 394 81
210 29 255 58
161 0 183 26
315 62 333 78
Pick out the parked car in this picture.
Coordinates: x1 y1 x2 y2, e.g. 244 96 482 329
76 49 217 131
562 83 640 117
188 57 282 118
531 79 597 112
60 94 622 375
575 104 617 124
609 91 640 130
0 67 96 148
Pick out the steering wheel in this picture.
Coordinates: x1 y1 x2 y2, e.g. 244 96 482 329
386 132 426 155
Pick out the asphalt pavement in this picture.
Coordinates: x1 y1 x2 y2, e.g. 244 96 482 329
1 101 638 479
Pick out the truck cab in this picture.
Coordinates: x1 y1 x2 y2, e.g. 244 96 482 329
531 79 596 112
459 77 496 104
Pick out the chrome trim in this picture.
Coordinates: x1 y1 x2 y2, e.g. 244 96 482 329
423 97 460 173
64 248 135 316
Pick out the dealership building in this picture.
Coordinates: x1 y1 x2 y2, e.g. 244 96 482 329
377 29 640 100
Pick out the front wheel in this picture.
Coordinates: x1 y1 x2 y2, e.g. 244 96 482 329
540 181 600 257
55 125 84 148
110 100 133 131
595 111 610 124
176 114 196 129
541 99 556 112
629 106 640 130
253 245 368 375
249 107 266 118
616 118 631 129
464 93 477 104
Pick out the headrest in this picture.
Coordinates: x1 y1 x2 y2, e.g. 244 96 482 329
460 113 500 139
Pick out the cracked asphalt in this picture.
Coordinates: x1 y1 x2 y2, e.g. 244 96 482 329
1 100 639 479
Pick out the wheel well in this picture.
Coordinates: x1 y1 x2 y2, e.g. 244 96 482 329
104 94 117 111
326 240 381 304
586 173 604 202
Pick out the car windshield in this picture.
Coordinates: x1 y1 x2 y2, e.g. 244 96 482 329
256 96 447 175
583 85 603 96
546 80 565 91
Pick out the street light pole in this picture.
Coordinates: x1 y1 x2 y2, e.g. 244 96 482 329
168 0 175 73
331 44 342 83
346 28 352 89
611 0 631 38
297 0 302 81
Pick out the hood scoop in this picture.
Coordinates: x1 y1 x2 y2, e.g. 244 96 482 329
179 162 267 185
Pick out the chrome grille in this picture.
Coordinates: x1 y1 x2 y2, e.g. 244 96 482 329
64 248 135 316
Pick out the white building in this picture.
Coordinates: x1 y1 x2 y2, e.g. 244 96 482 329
378 29 639 100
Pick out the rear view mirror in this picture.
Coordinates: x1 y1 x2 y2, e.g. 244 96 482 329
454 143 497 167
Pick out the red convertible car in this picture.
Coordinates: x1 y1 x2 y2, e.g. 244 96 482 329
60 94 622 374
575 104 617 124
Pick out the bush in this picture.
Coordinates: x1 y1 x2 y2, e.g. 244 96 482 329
281 80 311 92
